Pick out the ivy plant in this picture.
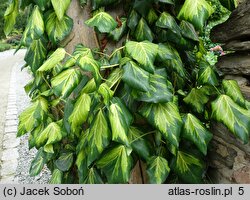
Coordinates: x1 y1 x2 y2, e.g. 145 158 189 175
5 0 250 184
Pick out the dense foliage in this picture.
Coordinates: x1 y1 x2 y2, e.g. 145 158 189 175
5 0 249 184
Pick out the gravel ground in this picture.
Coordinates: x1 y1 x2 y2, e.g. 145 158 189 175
13 54 51 184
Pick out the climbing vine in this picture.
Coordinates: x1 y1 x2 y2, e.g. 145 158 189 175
4 0 248 184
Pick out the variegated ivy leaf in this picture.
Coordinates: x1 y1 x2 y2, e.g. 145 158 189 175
38 48 66 71
156 12 181 37
51 0 71 21
183 86 211 114
4 0 19 36
122 60 150 92
219 0 238 11
98 83 114 105
127 9 140 32
18 97 48 137
147 156 170 184
30 148 46 176
139 102 182 147
180 20 199 42
55 152 74 172
133 69 173 103
211 95 250 143
50 169 63 184
92 0 121 10
135 18 154 42
128 127 153 161
177 0 214 30
45 11 73 44
147 8 158 25
182 114 213 155
197 61 218 86
68 93 91 132
109 18 127 42
36 122 62 153
96 145 132 183
109 98 133 146
85 11 117 33
222 79 245 107
173 151 205 183
156 43 185 78
125 41 158 73
24 38 47 72
83 168 103 184
77 55 101 85
51 68 81 98
20 5 44 46
64 44 92 68
87 109 111 165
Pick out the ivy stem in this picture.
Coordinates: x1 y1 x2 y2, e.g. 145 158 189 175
101 64 120 69
109 46 125 59
130 131 156 143
41 73 52 89
93 51 109 57
213 85 222 94
65 51 74 59
113 79 121 93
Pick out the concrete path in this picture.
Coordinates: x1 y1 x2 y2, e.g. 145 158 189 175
0 49 26 183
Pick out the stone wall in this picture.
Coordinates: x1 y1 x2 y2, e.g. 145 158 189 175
209 0 250 183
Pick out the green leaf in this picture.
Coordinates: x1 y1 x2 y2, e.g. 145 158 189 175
76 149 88 183
98 83 114 105
156 12 181 37
211 95 250 143
91 0 121 10
55 153 74 172
97 145 132 183
4 0 19 36
135 18 154 42
127 9 140 32
51 69 81 98
34 0 48 10
180 20 199 42
133 69 173 103
122 60 150 92
156 43 185 78
109 98 133 146
183 87 211 114
20 5 44 46
219 0 238 11
128 127 153 161
222 79 245 107
147 8 158 25
157 0 174 4
68 93 91 132
197 61 218 86
29 148 45 176
51 0 71 20
139 102 182 147
25 38 47 72
83 168 103 184
125 41 158 73
173 151 205 183
18 97 48 137
36 122 62 153
109 17 127 41
38 48 66 71
147 156 170 184
177 0 214 30
50 169 63 184
87 109 111 165
85 11 117 33
182 114 213 155
45 11 73 44
77 55 101 85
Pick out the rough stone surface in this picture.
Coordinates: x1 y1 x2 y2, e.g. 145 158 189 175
1 148 19 161
216 52 250 75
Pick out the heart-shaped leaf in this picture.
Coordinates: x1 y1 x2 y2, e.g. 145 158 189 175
125 41 158 73
51 0 71 20
4 0 19 36
135 18 154 42
55 153 74 172
85 11 117 33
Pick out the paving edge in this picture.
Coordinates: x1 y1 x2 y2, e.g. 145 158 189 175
0 63 20 184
